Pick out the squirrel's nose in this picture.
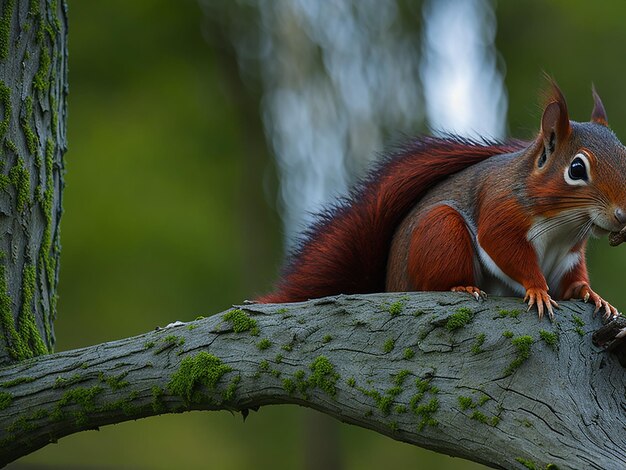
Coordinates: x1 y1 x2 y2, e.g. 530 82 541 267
615 208 626 225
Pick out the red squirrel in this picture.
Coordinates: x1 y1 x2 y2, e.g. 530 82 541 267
259 82 624 320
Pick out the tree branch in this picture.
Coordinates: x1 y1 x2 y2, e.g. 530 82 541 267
0 292 624 468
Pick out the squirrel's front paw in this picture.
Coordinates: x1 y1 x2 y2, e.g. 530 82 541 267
524 287 558 320
451 285 487 301
581 286 619 320
563 282 620 320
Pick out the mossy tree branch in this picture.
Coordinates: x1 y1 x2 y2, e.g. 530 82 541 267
0 0 67 365
0 292 624 469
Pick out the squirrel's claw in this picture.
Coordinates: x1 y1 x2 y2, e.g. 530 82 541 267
451 286 487 302
524 288 557 320
575 285 620 320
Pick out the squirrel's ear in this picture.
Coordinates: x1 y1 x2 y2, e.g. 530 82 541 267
591 84 608 126
540 81 571 158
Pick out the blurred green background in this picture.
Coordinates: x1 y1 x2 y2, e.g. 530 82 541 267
15 0 626 468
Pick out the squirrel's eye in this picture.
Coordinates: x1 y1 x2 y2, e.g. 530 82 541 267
568 157 588 181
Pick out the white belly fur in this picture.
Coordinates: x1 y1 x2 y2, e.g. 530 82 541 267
471 211 583 296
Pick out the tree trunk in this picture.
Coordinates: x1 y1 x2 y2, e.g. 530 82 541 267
0 0 67 364
0 292 624 469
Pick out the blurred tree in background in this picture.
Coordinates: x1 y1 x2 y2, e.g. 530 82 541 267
16 0 626 468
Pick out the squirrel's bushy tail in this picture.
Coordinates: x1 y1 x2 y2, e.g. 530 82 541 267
258 136 527 303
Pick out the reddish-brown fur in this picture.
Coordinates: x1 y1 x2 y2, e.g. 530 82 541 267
477 196 546 291
407 205 475 290
258 137 526 303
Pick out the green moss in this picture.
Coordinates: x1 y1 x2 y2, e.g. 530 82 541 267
383 338 395 353
144 341 155 349
478 393 490 406
539 330 558 349
186 324 197 331
414 398 439 431
467 408 499 426
274 354 283 364
276 307 288 315
4 139 17 154
257 338 272 350
283 378 296 394
28 0 39 19
99 372 129 390
6 413 36 437
415 378 431 394
223 309 258 333
0 81 10 140
271 369 281 378
47 0 60 33
0 254 29 359
575 326 585 337
393 370 410 387
360 373 430 417
54 374 83 389
223 375 241 401
151 386 166 413
0 0 14 61
497 308 521 318
100 391 139 416
458 395 474 410
572 314 584 327
387 301 404 316
322 334 332 344
309 356 339 397
284 369 310 398
445 307 473 331
515 457 538 469
50 92 58 136
402 348 414 359
155 335 184 354
394 404 407 414
33 47 51 93
164 335 184 345
389 420 398 432
346 377 355 387
0 391 12 410
471 333 486 354
412 309 425 316
39 138 56 292
9 157 31 213
17 264 47 356
168 352 232 403
408 375 439 429
1 376 34 387
281 343 293 352
502 330 514 338
259 360 269 371
20 96 38 157
504 335 533 376
53 386 103 425
357 387 386 413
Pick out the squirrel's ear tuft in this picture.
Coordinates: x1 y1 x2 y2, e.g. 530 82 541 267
591 84 609 126
540 78 571 153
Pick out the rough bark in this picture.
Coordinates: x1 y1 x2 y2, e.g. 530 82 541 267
0 292 624 469
0 0 67 365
